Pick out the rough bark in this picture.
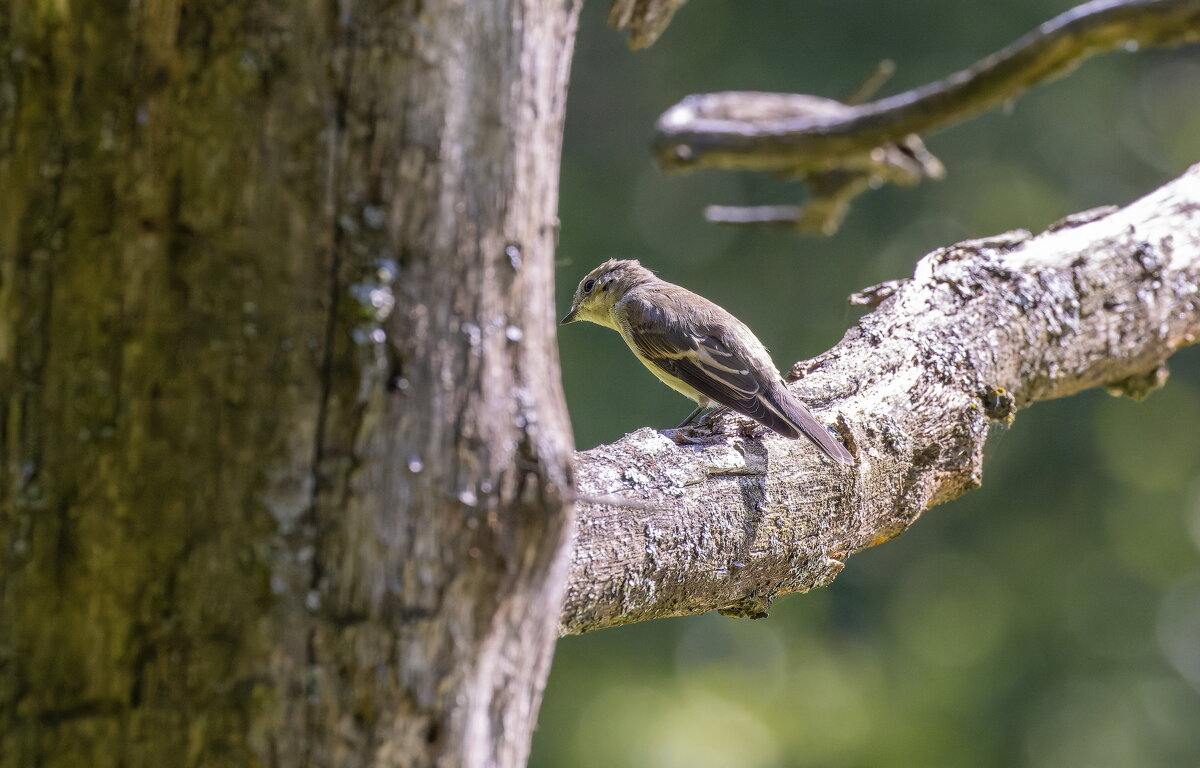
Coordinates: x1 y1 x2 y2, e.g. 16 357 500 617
1 1 578 766
561 164 1200 635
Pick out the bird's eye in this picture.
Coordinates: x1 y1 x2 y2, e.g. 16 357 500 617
583 279 596 293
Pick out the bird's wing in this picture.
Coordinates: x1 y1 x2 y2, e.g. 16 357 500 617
621 297 779 423
621 296 855 464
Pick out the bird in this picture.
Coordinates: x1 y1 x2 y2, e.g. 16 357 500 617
560 259 853 464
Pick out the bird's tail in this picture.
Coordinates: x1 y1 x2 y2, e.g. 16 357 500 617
762 384 853 465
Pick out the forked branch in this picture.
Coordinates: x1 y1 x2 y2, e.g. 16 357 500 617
653 0 1200 233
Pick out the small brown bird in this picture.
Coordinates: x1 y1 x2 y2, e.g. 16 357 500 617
561 259 852 464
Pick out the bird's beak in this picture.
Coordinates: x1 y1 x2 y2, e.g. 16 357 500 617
559 307 579 325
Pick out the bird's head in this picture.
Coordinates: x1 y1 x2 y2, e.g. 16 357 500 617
560 259 656 328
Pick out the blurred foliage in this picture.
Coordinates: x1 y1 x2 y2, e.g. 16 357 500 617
540 1 1200 765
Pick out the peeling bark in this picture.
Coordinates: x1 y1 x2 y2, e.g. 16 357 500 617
561 164 1200 635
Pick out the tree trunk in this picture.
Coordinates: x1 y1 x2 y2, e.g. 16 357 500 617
0 1 579 766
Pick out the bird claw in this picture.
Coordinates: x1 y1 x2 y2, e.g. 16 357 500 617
662 427 727 446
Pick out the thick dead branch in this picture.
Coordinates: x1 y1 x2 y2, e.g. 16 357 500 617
561 163 1200 635
654 0 1200 234
608 0 688 48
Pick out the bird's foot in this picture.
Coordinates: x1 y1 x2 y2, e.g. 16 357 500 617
663 427 727 446
695 406 730 425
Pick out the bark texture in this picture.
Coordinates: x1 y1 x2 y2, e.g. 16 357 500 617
561 164 1200 635
1 1 578 766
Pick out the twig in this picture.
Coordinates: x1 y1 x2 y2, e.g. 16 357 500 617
705 204 805 227
608 0 688 49
844 59 896 106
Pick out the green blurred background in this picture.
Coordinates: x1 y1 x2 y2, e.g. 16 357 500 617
537 1 1200 766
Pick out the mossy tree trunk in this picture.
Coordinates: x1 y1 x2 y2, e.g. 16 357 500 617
0 1 579 766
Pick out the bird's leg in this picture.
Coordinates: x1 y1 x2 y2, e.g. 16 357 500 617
676 404 707 429
667 404 731 445
696 406 729 425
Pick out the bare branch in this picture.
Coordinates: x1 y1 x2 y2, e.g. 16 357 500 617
608 0 688 49
654 0 1200 233
561 164 1200 635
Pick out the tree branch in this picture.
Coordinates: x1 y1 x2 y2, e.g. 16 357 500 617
560 163 1200 635
653 0 1200 233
